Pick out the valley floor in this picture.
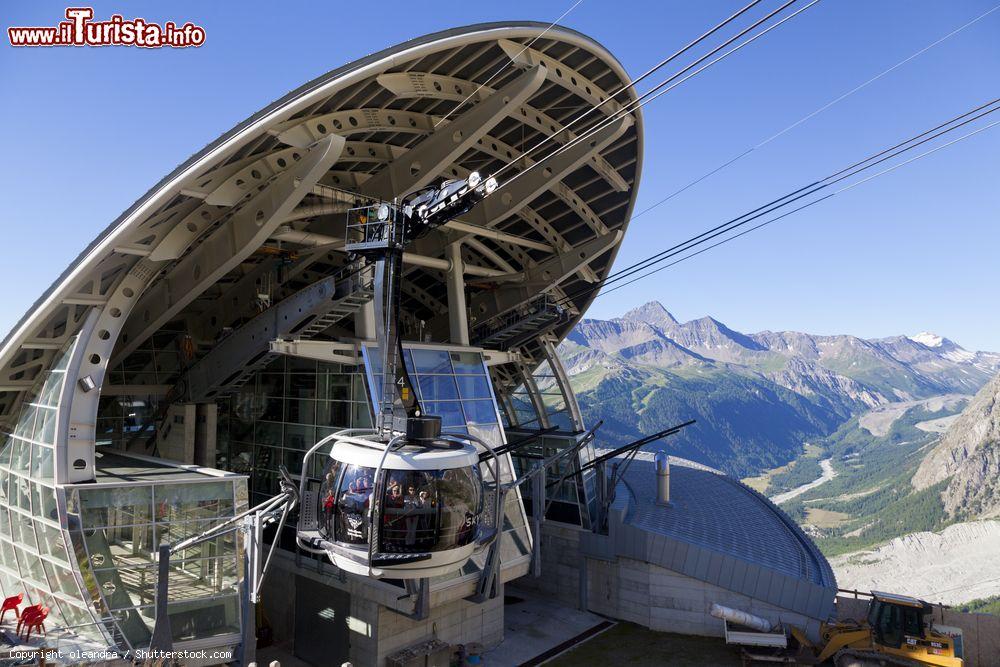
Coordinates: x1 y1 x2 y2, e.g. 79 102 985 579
770 458 836 504
830 520 1000 605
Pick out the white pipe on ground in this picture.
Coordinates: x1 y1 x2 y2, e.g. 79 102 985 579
710 603 773 633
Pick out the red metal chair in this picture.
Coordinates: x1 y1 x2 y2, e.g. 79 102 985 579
16 604 42 637
22 607 47 640
0 593 22 622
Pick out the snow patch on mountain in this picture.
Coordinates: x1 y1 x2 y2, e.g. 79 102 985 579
910 332 945 348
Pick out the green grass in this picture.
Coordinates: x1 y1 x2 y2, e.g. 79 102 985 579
547 622 742 666
765 443 825 494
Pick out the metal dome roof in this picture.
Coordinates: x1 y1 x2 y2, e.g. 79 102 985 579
0 21 643 423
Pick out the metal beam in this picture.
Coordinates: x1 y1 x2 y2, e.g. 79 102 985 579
62 295 107 306
496 39 625 118
365 64 547 198
469 230 622 317
269 228 510 278
542 340 584 431
377 70 629 193
20 339 66 350
112 244 153 257
271 109 437 149
0 381 35 392
404 162 598 283
112 135 346 367
100 384 173 397
269 339 359 365
465 115 633 229
446 220 551 252
446 242 470 345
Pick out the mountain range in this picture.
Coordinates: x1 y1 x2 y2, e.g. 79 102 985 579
561 301 1000 477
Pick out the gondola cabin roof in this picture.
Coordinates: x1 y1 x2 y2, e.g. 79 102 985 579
330 437 480 471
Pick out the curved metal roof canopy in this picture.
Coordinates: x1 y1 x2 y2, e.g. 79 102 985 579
0 22 643 439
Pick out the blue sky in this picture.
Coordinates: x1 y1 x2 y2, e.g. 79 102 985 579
1 1 998 349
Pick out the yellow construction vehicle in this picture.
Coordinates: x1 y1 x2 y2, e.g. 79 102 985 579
722 590 963 666
801 590 962 666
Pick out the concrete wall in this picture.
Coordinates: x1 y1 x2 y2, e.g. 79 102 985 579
194 402 217 467
156 403 196 462
376 593 504 665
513 522 826 641
588 556 822 640
261 552 513 666
512 523 583 609
837 595 1000 667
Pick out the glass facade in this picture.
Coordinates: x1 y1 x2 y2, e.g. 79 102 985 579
95 331 183 451
217 356 373 506
510 432 599 529
0 334 249 654
362 346 504 447
0 336 101 642
65 477 245 648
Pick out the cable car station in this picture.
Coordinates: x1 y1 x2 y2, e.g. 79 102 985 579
0 22 840 666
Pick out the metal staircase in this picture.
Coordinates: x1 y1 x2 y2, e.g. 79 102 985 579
296 290 373 339
471 295 569 351
126 275 372 452
184 275 373 400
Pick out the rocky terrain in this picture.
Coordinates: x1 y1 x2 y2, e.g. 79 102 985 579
913 371 1000 518
562 301 1000 476
830 520 1000 605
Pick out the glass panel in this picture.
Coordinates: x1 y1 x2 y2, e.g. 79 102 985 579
423 402 465 428
12 439 31 472
79 486 153 528
34 408 57 444
333 464 375 544
33 484 58 521
463 400 499 425
14 407 37 440
253 421 282 447
456 375 492 400
450 351 486 374
155 482 234 524
379 466 483 553
30 444 53 479
318 373 351 401
411 349 451 374
286 373 317 400
285 398 316 424
317 458 342 538
417 375 459 401
282 424 315 451
166 594 240 641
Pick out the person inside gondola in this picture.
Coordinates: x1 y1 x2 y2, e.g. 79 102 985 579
414 488 436 548
321 471 337 535
380 481 405 549
403 485 420 546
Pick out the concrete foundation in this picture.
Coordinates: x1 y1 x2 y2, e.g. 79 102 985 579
259 551 515 666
